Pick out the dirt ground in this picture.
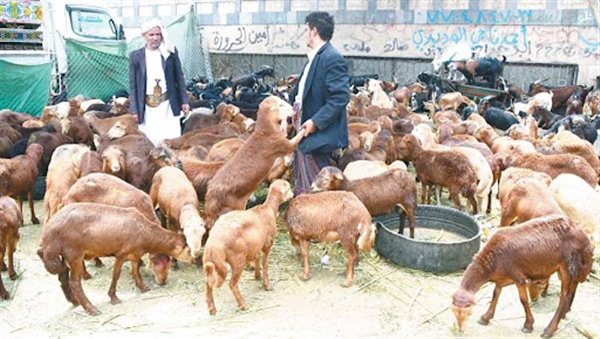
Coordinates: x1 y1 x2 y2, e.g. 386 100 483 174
1 193 599 339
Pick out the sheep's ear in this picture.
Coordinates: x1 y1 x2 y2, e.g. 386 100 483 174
332 170 344 181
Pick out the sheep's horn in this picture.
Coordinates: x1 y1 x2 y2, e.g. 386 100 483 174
533 77 549 85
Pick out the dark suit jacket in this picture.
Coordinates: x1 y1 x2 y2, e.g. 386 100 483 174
290 42 350 154
129 46 189 124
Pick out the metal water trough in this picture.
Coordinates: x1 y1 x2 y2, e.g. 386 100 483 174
373 205 481 272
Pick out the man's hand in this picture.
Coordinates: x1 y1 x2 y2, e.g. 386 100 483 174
300 119 317 135
131 114 139 123
182 103 190 116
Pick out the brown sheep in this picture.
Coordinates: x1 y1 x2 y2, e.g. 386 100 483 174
28 130 74 176
59 116 95 149
38 203 193 315
149 166 206 259
499 177 564 227
42 144 91 229
284 191 376 287
497 167 552 203
311 166 417 238
451 215 593 338
179 157 226 201
203 96 305 229
474 125 536 155
83 112 137 136
534 130 600 177
0 143 43 224
402 134 478 214
203 180 294 315
0 196 22 299
79 150 103 176
62 173 160 225
496 152 597 188
104 118 143 139
207 138 244 162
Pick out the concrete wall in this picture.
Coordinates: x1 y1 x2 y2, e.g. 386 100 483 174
111 0 599 86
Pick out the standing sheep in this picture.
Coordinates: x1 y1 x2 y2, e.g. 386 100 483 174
284 191 376 287
203 180 294 315
310 166 417 238
451 215 593 338
149 166 206 259
0 196 22 299
38 203 193 315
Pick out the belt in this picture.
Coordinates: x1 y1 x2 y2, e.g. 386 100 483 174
145 92 168 108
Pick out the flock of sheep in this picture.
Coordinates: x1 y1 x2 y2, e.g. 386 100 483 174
0 64 599 337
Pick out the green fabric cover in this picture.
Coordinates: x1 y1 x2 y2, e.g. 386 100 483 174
0 58 52 117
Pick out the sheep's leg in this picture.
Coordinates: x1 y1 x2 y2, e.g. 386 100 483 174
130 259 148 293
479 284 502 325
448 189 463 211
27 190 39 224
7 233 16 280
516 283 535 333
229 264 247 311
205 279 217 315
261 250 272 291
545 280 578 339
397 206 406 236
486 188 493 214
435 185 441 206
58 267 78 306
82 263 93 280
93 258 104 267
299 240 311 281
341 243 358 288
69 260 99 315
420 182 427 204
253 256 261 281
108 257 125 305
467 193 478 215
0 246 8 299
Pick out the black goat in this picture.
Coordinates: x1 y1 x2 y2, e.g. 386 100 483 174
543 115 599 144
448 56 506 87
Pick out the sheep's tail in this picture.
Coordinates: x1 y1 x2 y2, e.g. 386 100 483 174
500 55 507 64
37 245 66 275
203 253 227 288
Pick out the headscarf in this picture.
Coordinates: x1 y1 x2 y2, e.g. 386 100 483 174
141 19 174 59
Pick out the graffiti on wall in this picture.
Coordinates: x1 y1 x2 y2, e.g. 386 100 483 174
204 23 599 65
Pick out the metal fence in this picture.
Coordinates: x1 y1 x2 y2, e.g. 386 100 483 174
210 53 579 90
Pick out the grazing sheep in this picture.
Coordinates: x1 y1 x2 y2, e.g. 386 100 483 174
203 180 293 315
285 191 376 287
451 215 593 338
149 166 206 259
38 203 193 315
499 177 564 226
0 196 22 299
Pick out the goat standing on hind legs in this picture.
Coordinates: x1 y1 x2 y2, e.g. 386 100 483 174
203 180 294 315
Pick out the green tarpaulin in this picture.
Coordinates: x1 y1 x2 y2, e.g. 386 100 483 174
0 58 52 117
65 38 130 103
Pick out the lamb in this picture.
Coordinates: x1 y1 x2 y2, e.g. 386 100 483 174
549 173 600 246
203 96 305 229
402 134 479 214
0 143 43 224
149 167 206 259
284 191 376 287
0 196 22 299
203 180 294 315
366 78 393 109
474 125 536 155
451 215 593 338
311 166 417 238
499 177 564 226
38 203 193 315
83 112 137 136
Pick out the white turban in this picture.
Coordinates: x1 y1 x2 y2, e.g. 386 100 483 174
141 19 174 59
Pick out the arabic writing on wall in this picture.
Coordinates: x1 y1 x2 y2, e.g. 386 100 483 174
205 23 599 63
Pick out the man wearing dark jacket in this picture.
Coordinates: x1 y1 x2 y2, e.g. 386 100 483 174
129 19 190 146
290 11 350 195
